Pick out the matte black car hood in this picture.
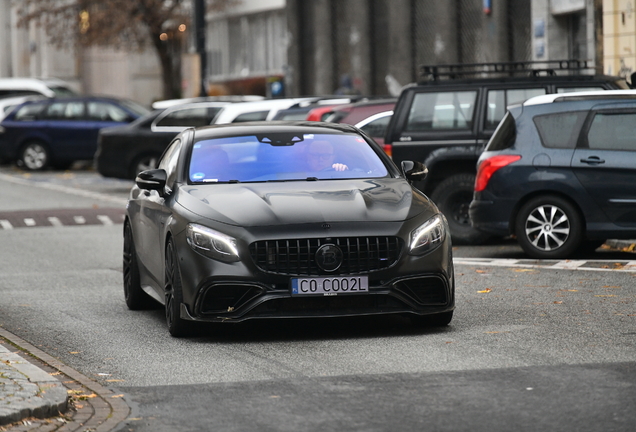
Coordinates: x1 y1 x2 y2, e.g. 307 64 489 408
177 179 433 227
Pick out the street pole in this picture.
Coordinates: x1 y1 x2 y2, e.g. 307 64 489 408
194 0 207 97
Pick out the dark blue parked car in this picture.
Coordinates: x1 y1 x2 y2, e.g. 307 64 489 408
469 90 636 259
0 96 148 170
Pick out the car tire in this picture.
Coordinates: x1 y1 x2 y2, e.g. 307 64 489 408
19 141 50 171
165 238 192 337
123 222 153 310
515 195 583 259
130 153 160 179
430 174 490 245
412 311 453 327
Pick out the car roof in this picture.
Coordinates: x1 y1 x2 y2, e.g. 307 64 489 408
0 78 76 96
212 98 316 124
151 95 265 109
191 121 360 140
523 90 636 106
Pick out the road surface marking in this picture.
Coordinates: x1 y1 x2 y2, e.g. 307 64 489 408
97 215 114 226
74 216 86 224
47 217 63 227
454 258 636 273
24 218 36 226
0 220 13 230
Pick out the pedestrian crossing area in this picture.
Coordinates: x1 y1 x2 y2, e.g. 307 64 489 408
0 208 125 230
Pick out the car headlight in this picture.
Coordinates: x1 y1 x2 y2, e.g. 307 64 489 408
186 223 239 262
409 214 446 255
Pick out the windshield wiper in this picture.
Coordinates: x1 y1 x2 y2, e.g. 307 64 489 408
306 177 319 181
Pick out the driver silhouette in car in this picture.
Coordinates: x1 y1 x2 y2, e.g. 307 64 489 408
304 140 348 172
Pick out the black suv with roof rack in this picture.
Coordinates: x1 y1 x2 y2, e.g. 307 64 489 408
384 60 630 244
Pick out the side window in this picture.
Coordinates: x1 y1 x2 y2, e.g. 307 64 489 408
64 102 86 120
406 91 477 131
585 112 636 151
158 138 182 188
232 111 269 123
486 88 546 129
87 101 129 122
533 111 587 149
156 107 222 127
44 102 68 120
13 103 46 121
360 115 392 138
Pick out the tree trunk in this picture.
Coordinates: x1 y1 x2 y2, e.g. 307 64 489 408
151 31 182 100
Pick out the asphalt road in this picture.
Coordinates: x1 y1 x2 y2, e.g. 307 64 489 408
0 166 634 431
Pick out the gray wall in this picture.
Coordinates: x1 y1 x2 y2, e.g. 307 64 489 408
286 0 531 96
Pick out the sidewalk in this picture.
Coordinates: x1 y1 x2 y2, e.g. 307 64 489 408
0 344 67 426
0 329 129 431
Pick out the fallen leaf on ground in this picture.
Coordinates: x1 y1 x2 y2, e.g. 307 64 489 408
477 288 492 293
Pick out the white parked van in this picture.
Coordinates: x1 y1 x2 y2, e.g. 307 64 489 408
0 78 76 99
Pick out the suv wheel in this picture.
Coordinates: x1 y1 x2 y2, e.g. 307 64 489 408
430 173 490 245
515 195 583 259
130 153 160 179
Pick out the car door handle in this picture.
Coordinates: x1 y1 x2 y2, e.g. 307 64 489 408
580 156 605 165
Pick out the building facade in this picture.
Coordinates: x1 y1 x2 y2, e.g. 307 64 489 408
0 1 620 105
603 0 636 80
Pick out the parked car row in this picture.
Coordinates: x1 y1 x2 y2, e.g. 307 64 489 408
96 96 396 180
0 96 149 170
385 60 630 244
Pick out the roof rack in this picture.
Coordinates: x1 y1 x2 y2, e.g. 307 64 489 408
419 60 596 82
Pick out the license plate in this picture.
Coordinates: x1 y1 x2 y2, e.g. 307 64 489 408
291 276 369 296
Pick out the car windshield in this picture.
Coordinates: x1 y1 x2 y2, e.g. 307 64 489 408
188 133 389 183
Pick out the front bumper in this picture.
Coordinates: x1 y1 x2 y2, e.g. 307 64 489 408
173 230 455 323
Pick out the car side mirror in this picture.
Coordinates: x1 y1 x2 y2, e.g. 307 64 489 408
401 160 428 181
136 169 167 195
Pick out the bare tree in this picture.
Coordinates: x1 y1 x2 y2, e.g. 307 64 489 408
15 0 235 99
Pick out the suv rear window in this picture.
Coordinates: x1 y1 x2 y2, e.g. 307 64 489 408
485 111 516 151
485 88 546 129
406 91 477 131
533 111 587 149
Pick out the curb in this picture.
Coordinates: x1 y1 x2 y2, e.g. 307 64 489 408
0 328 130 431
604 239 636 253
0 345 67 426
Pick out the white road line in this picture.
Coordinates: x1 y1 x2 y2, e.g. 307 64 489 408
551 260 587 269
47 217 63 227
97 215 114 226
24 218 36 226
0 220 13 230
453 258 636 272
74 216 86 224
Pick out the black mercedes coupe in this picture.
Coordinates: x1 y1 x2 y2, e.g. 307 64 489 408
123 122 454 336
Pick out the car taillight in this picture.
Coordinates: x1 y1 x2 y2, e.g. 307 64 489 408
474 155 521 192
383 144 392 158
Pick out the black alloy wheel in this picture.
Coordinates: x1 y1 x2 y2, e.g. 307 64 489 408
19 141 50 171
165 238 192 337
515 195 583 259
430 173 490 245
123 222 152 310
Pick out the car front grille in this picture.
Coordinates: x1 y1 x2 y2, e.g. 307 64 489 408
249 236 403 276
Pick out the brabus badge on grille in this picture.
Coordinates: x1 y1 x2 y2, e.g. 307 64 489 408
315 244 343 272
